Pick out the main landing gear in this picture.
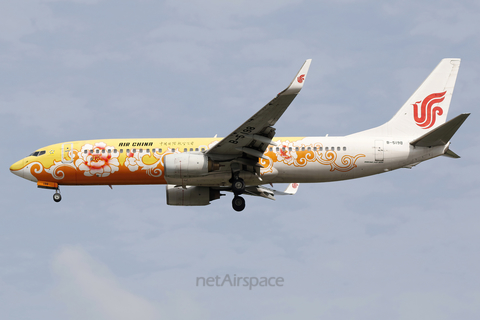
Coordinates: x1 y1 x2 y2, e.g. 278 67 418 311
231 175 246 212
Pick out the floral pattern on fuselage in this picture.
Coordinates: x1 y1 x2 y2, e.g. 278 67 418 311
260 140 365 174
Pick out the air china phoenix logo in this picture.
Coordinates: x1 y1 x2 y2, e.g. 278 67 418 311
412 91 447 129
297 74 305 83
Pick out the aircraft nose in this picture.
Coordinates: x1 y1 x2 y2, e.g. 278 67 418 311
10 159 25 178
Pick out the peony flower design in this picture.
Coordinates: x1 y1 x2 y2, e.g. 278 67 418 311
124 148 167 177
75 142 120 177
275 141 298 166
125 150 141 172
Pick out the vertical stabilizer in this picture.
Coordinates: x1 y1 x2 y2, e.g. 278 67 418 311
350 59 461 138
386 58 461 136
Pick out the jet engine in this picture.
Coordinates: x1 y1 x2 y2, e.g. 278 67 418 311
166 185 221 206
164 153 219 178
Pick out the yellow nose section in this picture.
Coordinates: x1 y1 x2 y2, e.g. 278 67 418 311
10 159 25 178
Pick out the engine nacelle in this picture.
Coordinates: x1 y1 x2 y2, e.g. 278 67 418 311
164 153 218 178
166 185 221 206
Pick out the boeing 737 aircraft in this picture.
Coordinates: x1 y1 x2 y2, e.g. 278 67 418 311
10 59 469 211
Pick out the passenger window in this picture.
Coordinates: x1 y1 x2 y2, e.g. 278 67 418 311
108 149 111 153
195 148 199 151
139 149 143 153
184 148 187 152
190 148 193 151
102 149 105 154
337 147 340 151
295 147 299 151
331 147 334 151
269 147 273 152
126 149 130 153
276 147 279 152
289 147 292 151
113 149 117 153
132 149 136 153
96 150 99 154
325 147 329 151
120 149 123 153
84 150 88 154
146 149 150 153
302 147 305 151
313 147 317 151
343 147 346 151
201 148 205 151
159 148 163 153
307 147 311 151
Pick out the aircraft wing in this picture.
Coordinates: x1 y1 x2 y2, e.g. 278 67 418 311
206 59 312 162
241 183 301 200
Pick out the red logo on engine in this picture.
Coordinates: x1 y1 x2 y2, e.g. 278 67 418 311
413 91 447 129
292 183 299 189
297 74 305 83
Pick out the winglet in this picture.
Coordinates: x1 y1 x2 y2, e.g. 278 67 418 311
274 183 300 195
279 59 312 96
243 183 300 200
282 183 300 195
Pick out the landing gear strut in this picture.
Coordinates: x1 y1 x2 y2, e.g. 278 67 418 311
53 189 62 202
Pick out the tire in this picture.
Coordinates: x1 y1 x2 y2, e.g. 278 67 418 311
232 178 245 194
232 196 246 212
53 193 62 203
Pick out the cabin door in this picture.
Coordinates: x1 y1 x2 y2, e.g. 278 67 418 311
375 140 384 161
62 143 74 163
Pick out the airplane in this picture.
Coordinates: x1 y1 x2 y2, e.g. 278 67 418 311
10 58 469 211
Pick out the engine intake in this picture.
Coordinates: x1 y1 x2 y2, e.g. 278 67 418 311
166 185 221 206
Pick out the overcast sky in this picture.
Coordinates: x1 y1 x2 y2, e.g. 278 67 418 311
1 0 480 319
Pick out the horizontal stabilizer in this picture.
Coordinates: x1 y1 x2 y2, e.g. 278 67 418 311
410 113 470 147
443 148 460 159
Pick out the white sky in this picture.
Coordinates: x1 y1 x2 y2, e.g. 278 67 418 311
1 0 479 319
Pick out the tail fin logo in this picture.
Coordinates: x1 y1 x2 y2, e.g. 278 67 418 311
297 74 305 83
413 91 447 129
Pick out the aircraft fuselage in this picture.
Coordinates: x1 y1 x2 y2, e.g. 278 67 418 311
10 135 444 188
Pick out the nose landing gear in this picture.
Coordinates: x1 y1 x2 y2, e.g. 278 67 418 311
53 189 62 202
37 181 62 203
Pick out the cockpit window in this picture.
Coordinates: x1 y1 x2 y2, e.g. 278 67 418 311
29 150 46 157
